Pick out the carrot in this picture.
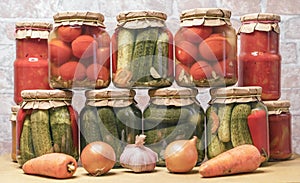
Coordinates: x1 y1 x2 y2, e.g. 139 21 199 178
199 144 261 177
22 153 77 179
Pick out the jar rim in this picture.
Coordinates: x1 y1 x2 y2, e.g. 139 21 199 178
264 100 290 108
210 86 262 98
116 10 167 23
240 13 281 23
148 87 198 98
21 90 73 100
15 22 52 30
180 8 231 21
53 11 105 24
85 89 136 99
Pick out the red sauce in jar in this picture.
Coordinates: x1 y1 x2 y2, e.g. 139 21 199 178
238 13 281 101
14 23 52 104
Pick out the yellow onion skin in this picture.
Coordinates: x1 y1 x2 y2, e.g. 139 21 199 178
165 136 198 173
80 141 116 176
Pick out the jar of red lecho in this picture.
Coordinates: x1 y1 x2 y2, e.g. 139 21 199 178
238 13 281 100
264 100 292 161
14 22 52 104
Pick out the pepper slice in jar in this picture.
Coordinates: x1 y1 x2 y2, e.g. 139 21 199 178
247 109 269 161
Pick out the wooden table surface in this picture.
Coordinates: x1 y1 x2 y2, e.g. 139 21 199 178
1 154 299 183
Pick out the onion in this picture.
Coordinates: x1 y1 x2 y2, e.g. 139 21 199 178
164 136 198 173
80 141 116 176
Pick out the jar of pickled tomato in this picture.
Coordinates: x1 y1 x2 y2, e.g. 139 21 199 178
175 8 237 87
112 10 174 88
14 22 52 104
49 11 110 89
264 100 292 161
238 13 281 100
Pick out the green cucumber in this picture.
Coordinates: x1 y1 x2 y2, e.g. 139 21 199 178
230 104 253 147
30 109 53 157
18 116 35 165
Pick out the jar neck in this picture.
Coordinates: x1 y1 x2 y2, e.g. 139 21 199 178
16 38 48 59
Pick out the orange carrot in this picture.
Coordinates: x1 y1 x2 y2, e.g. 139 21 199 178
199 144 261 177
22 153 77 179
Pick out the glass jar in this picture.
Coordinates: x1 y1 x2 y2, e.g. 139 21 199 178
10 105 20 162
143 88 205 166
264 100 292 161
175 8 237 87
112 10 174 88
238 13 281 100
16 90 78 166
80 89 142 166
206 87 269 163
14 22 52 104
49 11 110 89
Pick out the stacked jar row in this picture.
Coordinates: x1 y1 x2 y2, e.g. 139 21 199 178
15 88 205 167
14 87 292 167
14 10 281 102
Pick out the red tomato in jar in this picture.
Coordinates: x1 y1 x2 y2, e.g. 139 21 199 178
175 41 198 66
181 26 213 44
190 61 213 80
86 63 109 81
96 47 110 68
199 33 231 61
59 61 86 81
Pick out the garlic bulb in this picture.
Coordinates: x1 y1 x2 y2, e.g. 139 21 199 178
120 134 158 172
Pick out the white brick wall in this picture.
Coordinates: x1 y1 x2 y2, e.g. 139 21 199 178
0 0 299 155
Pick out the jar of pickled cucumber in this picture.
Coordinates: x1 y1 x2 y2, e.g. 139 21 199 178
14 22 52 104
238 13 281 100
206 87 269 163
143 87 205 166
79 89 142 166
175 8 237 87
49 11 110 89
264 100 292 161
112 10 174 88
16 90 78 166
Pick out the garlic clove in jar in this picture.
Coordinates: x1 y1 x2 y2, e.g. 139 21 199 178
120 134 158 173
164 136 198 173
